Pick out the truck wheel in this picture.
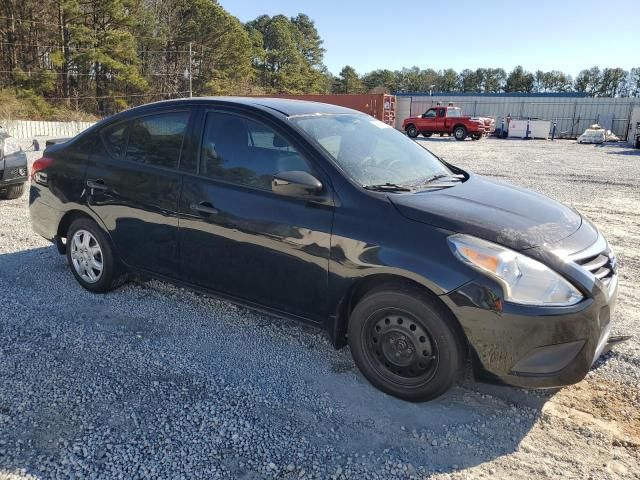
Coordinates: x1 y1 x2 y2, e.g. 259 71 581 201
0 183 25 200
348 285 466 402
471 134 482 141
406 125 418 138
422 132 432 138
453 126 467 141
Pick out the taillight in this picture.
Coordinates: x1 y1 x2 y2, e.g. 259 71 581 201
31 156 54 181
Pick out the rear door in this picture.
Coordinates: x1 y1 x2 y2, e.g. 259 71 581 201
85 108 193 276
178 107 334 320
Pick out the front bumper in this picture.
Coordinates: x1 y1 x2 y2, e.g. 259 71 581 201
0 151 29 186
441 271 621 389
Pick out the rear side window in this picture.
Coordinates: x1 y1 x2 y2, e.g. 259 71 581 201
125 111 190 169
101 123 128 159
199 112 311 190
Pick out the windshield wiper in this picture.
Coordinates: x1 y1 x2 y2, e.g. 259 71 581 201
363 183 412 192
407 173 464 189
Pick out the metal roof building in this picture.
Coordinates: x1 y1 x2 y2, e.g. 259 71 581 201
395 92 640 139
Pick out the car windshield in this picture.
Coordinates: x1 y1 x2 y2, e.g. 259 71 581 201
291 114 451 188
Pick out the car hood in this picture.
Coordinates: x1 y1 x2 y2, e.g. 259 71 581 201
389 174 582 251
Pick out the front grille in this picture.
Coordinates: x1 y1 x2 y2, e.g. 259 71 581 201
1 167 27 180
570 236 616 287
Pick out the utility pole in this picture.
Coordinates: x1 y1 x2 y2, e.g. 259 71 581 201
188 42 193 98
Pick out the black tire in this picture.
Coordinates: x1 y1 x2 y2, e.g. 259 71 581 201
453 126 467 141
66 218 127 293
406 124 418 138
0 183 25 200
422 132 433 138
636 136 640 149
348 285 466 402
471 134 482 141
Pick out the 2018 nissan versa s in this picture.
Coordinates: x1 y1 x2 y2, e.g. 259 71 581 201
29 98 625 401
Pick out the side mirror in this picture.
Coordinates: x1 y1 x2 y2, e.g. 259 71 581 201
272 170 322 198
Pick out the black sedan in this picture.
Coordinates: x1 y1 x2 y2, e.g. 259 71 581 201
29 97 623 401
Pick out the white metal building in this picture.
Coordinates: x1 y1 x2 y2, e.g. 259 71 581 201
395 93 640 139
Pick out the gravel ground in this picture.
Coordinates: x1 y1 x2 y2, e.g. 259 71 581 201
0 138 638 479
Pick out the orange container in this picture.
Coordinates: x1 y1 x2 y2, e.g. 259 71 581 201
263 94 397 126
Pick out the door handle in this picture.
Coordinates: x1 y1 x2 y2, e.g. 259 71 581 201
86 179 108 193
190 202 219 216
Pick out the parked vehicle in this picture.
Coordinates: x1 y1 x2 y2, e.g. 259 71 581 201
30 97 624 401
402 105 492 140
0 129 28 200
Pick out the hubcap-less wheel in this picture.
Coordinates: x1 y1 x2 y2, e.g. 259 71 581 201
407 126 418 138
70 229 104 283
365 310 438 386
454 128 465 140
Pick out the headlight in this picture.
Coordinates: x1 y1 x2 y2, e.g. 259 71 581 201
3 137 22 156
448 234 583 306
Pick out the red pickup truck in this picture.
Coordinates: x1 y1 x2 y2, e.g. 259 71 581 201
402 106 493 141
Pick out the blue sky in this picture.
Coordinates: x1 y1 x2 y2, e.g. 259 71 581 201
219 0 639 76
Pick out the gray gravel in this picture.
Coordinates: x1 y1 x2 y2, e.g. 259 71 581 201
0 138 638 479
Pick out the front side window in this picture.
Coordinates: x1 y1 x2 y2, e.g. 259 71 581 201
200 112 311 190
293 114 450 187
125 111 190 169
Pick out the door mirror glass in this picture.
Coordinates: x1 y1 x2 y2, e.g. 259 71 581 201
272 170 322 198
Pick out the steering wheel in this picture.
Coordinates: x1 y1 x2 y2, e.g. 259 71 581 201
386 159 405 171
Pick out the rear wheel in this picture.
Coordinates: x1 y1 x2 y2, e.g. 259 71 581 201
66 218 127 293
453 126 467 141
348 286 466 401
0 183 25 200
406 124 418 138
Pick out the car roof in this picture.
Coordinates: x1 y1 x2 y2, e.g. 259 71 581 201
137 96 361 117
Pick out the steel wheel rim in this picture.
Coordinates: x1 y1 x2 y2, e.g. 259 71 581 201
70 229 103 283
455 128 464 139
363 308 439 387
408 126 416 137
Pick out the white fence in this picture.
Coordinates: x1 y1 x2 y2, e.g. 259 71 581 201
1 120 96 140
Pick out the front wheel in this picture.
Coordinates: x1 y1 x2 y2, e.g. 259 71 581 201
66 218 127 293
453 126 467 141
0 183 25 200
348 286 466 401
406 125 418 138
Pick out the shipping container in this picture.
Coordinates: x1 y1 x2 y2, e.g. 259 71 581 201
260 94 397 126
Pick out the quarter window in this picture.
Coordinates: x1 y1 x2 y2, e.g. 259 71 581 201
125 111 190 169
199 112 311 190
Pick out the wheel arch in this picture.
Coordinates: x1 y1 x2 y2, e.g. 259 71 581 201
56 209 112 254
329 273 467 350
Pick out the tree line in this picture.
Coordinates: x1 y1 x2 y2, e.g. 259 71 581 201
1 0 639 117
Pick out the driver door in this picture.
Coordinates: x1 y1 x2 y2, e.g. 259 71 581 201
420 108 438 133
